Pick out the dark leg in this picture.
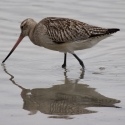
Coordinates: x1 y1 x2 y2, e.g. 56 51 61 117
62 53 67 68
73 53 85 69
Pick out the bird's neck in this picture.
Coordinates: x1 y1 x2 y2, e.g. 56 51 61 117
28 22 37 42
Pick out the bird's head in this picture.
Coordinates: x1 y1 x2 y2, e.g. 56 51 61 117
20 18 36 37
2 18 37 63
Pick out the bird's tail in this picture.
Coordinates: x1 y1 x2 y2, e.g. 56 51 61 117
106 28 120 34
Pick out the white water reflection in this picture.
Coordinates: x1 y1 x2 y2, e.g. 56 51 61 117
2 64 120 119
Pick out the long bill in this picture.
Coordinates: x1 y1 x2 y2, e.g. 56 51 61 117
2 34 24 63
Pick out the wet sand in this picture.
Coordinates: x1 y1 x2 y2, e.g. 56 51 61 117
0 0 125 125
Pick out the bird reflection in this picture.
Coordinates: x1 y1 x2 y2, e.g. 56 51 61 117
2 64 120 119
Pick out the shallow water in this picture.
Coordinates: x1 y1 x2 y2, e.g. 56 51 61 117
0 0 125 125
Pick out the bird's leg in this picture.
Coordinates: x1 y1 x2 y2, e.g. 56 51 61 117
62 53 67 68
73 53 85 69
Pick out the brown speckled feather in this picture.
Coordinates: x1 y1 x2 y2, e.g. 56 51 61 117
40 17 108 44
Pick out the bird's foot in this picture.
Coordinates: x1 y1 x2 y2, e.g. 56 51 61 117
62 64 66 68
79 61 85 69
81 66 85 72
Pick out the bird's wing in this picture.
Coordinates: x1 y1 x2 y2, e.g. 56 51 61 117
41 17 109 44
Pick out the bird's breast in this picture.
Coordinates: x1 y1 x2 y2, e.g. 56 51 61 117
31 24 50 47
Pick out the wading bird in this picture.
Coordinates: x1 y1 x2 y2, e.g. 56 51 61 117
2 17 119 68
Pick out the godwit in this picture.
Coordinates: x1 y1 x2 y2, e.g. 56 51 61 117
2 17 119 68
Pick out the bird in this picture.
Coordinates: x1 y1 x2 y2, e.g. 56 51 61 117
2 17 120 69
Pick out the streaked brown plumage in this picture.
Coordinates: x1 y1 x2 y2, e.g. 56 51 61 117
41 17 108 43
2 17 120 69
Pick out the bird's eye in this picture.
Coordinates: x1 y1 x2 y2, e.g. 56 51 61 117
21 26 23 29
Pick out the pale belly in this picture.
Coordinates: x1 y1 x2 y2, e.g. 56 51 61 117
33 33 111 53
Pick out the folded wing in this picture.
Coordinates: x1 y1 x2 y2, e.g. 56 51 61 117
41 17 119 44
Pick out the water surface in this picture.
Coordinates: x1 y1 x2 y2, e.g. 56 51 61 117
0 0 125 125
